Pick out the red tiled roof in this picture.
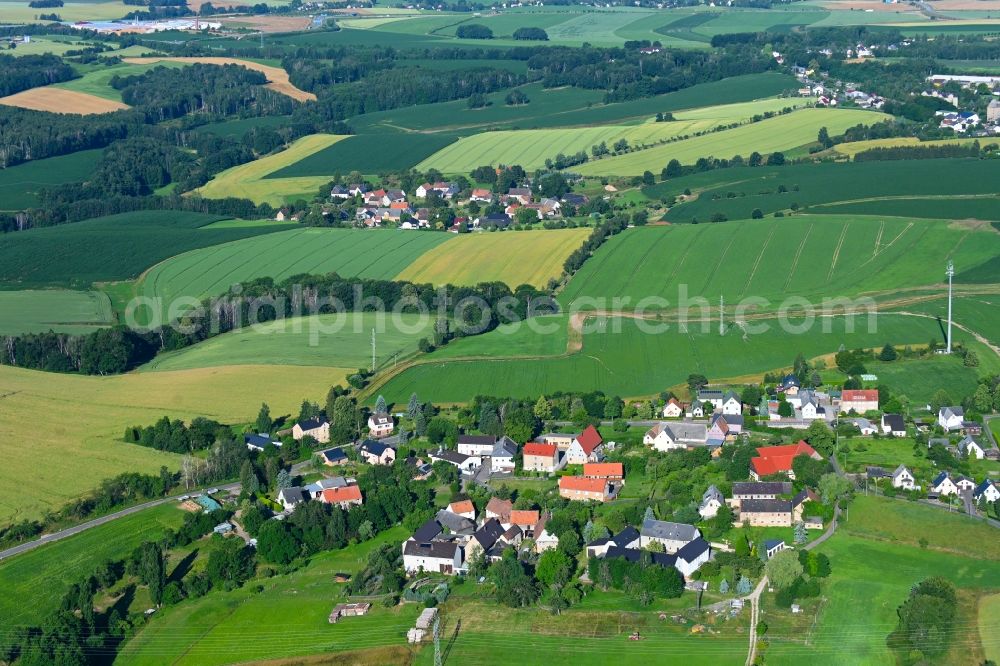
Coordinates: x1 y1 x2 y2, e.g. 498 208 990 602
523 442 557 458
575 426 603 455
842 389 878 402
559 476 608 493
510 510 540 526
322 486 362 504
449 499 474 515
486 497 513 518
752 441 820 476
583 462 623 478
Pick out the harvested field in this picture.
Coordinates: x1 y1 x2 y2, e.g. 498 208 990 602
221 15 314 33
0 87 128 114
122 56 315 102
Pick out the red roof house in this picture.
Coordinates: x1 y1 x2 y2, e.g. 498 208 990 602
583 462 624 480
750 441 821 480
321 485 363 508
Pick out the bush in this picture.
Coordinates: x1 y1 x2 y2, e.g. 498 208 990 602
456 24 493 39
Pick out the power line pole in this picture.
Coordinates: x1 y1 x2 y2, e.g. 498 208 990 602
945 260 955 354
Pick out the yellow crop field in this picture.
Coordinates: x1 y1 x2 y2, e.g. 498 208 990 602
575 107 888 176
0 364 348 522
833 136 980 158
0 87 128 114
395 228 591 288
122 57 316 102
197 134 347 206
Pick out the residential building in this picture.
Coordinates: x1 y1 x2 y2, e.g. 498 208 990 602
277 487 307 511
457 435 500 457
583 462 624 480
321 485 363 509
292 418 330 443
958 435 986 460
638 518 701 553
674 537 712 578
750 442 821 481
778 374 801 395
534 523 559 553
402 540 462 575
698 389 724 411
662 398 684 418
368 413 394 438
721 391 742 415
698 485 725 519
988 98 1000 123
586 526 640 558
466 518 506 561
738 499 794 527
509 510 541 537
731 482 793 502
539 433 576 449
359 440 396 466
565 425 604 464
939 406 965 432
305 476 350 499
522 442 561 473
558 476 618 502
930 471 960 497
319 447 347 466
434 509 476 537
763 539 788 559
881 414 906 437
892 464 916 490
485 497 513 524
244 433 281 452
644 422 683 451
841 389 879 413
852 418 877 435
974 479 1000 504
429 448 480 472
447 497 476 520
956 476 976 493
488 437 518 473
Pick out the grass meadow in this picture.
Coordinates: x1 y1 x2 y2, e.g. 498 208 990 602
0 149 101 210
395 228 590 288
574 108 885 176
0 289 113 335
0 503 186 626
0 363 347 523
0 211 293 288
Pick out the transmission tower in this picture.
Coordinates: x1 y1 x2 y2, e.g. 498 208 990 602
433 617 442 666
945 261 955 354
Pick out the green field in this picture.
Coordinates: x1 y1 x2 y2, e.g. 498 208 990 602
574 108 886 176
558 217 1000 309
0 503 186 625
0 289 113 335
982 594 1000 664
374 312 989 403
865 355 984 408
416 98 803 173
658 158 1000 222
266 132 458 177
0 149 102 210
53 61 182 101
0 0 131 22
196 114 293 138
0 211 294 289
144 313 434 371
137 228 450 319
396 228 591 288
0 363 347 523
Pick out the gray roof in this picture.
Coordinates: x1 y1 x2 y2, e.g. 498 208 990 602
723 390 740 403
413 518 443 543
359 439 392 456
605 546 676 568
959 435 984 452
492 436 518 458
296 417 329 431
675 537 710 563
740 499 792 514
732 482 793 497
866 466 888 479
306 477 348 492
941 406 964 418
431 449 472 465
434 509 476 535
882 414 905 431
474 518 505 551
404 540 458 560
457 434 496 446
640 518 699 542
698 389 724 400
701 484 724 504
892 464 911 478
278 487 306 504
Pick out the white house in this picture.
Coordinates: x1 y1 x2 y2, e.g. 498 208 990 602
673 538 711 578
958 435 986 460
974 479 1000 504
402 540 462 575
359 440 396 466
643 422 682 451
891 464 916 490
277 487 307 511
368 413 394 438
956 476 976 493
697 390 724 411
930 471 959 497
638 518 701 554
457 435 498 457
244 433 282 452
292 418 330 444
851 418 878 436
721 391 742 416
881 414 907 437
565 426 604 465
698 485 725 519
662 398 684 418
429 448 481 472
938 406 965 432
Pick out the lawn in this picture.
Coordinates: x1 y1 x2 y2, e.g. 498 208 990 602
267 132 458 176
395 228 590 288
0 289 113 335
143 312 434 372
0 211 295 289
574 108 886 176
0 503 186 626
557 217 1000 309
839 437 926 475
866 355 985 407
0 363 348 523
416 97 803 173
137 228 450 321
197 134 348 206
117 526 422 666
0 148 102 210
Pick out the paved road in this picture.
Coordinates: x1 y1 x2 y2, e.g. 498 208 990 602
0 461 312 562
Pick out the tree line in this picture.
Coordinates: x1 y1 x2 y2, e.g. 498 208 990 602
0 53 75 97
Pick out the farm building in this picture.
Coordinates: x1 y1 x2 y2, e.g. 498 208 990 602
328 603 370 623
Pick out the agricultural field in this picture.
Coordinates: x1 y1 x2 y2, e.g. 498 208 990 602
197 134 347 205
662 158 1000 221
864 355 984 407
416 97 804 172
121 57 315 101
395 228 590 288
0 87 128 114
267 132 459 177
0 363 346 523
983 594 1000 664
0 211 293 288
0 289 113 335
143 313 434 372
52 61 183 101
0 503 187 626
195 114 291 138
557 217 999 309
0 0 132 22
374 312 990 403
574 108 885 176
137 228 450 318
0 148 102 210
832 136 980 158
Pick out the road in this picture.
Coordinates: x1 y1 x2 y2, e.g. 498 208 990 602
0 461 312 562
744 576 768 666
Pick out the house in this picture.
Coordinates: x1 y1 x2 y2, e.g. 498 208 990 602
662 398 684 418
583 462 624 480
763 539 788 559
561 192 588 207
974 479 1000 504
867 466 887 480
731 482 793 502
500 525 523 548
305 476 350 498
956 476 976 493
402 540 462 575
558 476 618 502
478 212 512 229
489 438 518 473
457 435 499 457
687 401 705 418
841 389 879 414
522 442 561 473
507 187 532 204
852 418 878 436
277 487 307 511
750 442 821 481
586 526 640 558
406 456 433 480
429 448 480 472
892 464 916 490
699 485 725 519
964 422 983 436
738 499 795 527
534 523 560 553
470 188 493 203
434 509 476 537
796 390 826 420
244 433 282 452
930 471 960 497
510 510 540 537
447 497 476 520
644 422 683 451
708 414 743 444
321 485 364 509
293 417 330 443
639 518 700 553
368 413 394 438
778 374 801 395
416 183 433 198
721 391 742 415
330 185 351 200
466 518 506 561
958 435 986 460
319 447 348 466
988 98 1000 123
485 497 513 524
539 433 576 449
881 414 906 437
939 406 965 432
565 425 604 464
674 537 712 578
359 440 396 466
698 389 724 411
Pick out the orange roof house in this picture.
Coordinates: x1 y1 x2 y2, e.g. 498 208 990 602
448 498 475 518
510 510 540 527
558 476 617 502
750 441 821 480
524 442 557 458
583 462 624 480
321 485 363 507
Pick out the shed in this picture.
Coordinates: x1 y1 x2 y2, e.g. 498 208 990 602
328 602 371 623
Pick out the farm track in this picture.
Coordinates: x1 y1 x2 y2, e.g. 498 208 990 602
827 221 850 282
740 224 777 298
782 223 813 291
